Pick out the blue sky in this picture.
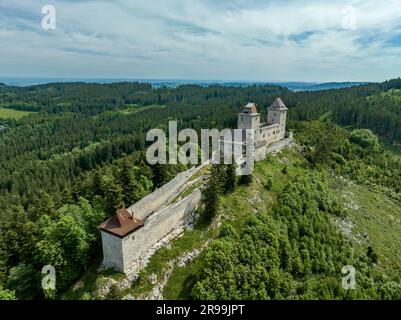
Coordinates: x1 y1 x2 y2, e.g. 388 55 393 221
1 0 401 82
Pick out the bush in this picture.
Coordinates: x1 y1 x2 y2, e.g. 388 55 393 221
6 263 40 300
107 284 123 300
264 178 273 191
239 174 253 185
350 129 380 152
0 285 16 300
218 224 238 239
367 246 378 264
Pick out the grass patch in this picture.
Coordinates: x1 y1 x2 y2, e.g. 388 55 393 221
119 104 165 115
61 258 102 300
172 180 203 204
0 107 34 119
332 180 401 277
125 225 212 298
189 165 210 181
171 165 209 204
62 257 127 300
163 259 202 299
92 104 166 120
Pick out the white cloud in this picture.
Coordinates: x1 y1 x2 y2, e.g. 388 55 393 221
0 0 401 81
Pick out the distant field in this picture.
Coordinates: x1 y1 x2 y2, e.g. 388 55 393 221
0 107 34 119
119 104 165 115
92 104 166 120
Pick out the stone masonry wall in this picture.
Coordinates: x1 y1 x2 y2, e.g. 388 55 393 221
122 189 202 273
100 230 124 271
127 164 206 220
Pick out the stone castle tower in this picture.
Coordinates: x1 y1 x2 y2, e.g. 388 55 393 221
238 103 261 131
266 97 287 140
238 98 288 146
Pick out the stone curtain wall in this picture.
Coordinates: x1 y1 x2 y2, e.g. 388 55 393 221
265 137 293 154
128 164 206 220
100 230 124 271
255 145 267 162
255 135 293 161
122 189 202 273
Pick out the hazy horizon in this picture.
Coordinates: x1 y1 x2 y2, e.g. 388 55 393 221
0 75 372 88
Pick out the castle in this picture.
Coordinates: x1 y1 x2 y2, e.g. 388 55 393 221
99 98 290 275
239 98 287 144
238 97 289 161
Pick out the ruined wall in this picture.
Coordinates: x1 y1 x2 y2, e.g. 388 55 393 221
122 189 202 272
255 144 267 162
127 164 205 220
100 231 124 271
265 137 293 154
259 124 284 146
255 128 292 161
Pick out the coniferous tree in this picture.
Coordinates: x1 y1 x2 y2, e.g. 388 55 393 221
100 171 124 212
223 163 237 194
203 166 221 223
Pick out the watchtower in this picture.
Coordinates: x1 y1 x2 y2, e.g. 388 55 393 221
238 102 260 130
267 98 287 139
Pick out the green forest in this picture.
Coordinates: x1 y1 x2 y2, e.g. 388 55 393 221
0 80 400 300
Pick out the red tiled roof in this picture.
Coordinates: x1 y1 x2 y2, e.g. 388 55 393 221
244 102 258 114
99 208 144 238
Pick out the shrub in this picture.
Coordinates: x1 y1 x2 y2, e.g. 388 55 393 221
350 129 380 152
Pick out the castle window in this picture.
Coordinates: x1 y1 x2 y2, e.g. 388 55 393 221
131 235 135 240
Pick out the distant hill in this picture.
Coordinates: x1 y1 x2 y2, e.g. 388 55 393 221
0 77 369 92
281 81 370 92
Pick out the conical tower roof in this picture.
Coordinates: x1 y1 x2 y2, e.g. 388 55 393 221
268 98 288 111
